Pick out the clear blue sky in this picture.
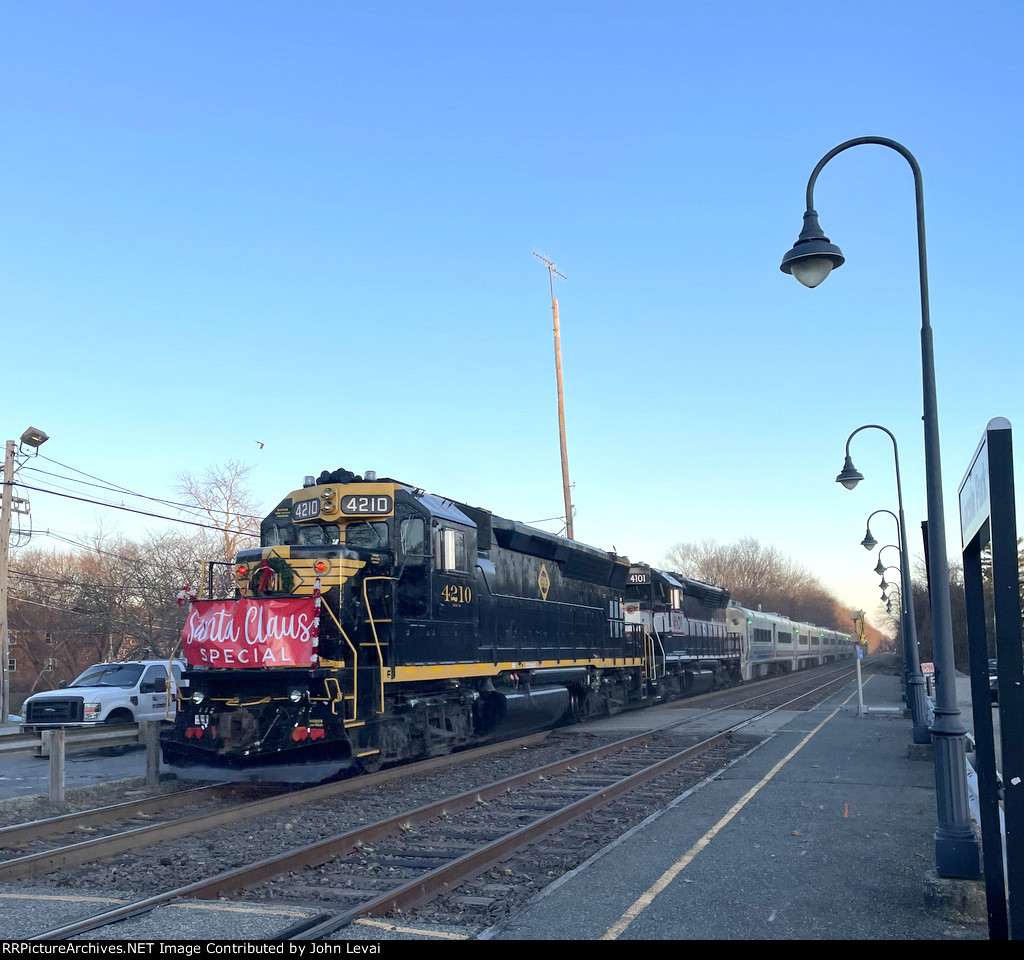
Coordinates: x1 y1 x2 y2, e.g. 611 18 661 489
3 1 1021 628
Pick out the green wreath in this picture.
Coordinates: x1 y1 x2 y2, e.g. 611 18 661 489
250 556 296 595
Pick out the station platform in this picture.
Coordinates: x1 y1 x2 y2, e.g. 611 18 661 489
483 664 991 941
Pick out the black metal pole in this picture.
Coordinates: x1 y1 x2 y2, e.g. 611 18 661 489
797 137 979 878
842 425 930 743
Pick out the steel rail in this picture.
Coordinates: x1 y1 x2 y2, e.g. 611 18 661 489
0 784 230 848
1 732 549 882
10 664 856 885
291 668 861 938
30 665 858 940
289 731 735 939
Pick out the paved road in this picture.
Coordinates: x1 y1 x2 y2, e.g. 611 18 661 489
0 746 148 801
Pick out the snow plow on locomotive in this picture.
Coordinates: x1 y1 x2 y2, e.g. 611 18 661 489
161 468 851 781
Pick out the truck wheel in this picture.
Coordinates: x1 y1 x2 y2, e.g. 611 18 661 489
101 709 136 755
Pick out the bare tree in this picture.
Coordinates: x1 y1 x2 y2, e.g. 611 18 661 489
664 536 846 629
176 459 261 562
911 558 971 671
6 526 230 706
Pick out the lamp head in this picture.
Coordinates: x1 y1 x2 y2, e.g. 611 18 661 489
19 426 48 450
874 558 885 576
780 209 846 288
836 455 863 490
861 527 877 551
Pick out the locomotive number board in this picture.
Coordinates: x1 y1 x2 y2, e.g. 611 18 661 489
341 494 394 516
292 498 321 521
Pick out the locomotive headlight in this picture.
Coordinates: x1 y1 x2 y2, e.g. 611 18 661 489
322 487 335 501
235 564 249 579
314 559 330 575
289 688 305 703
192 690 205 705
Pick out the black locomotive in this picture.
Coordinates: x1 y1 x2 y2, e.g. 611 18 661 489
161 468 801 780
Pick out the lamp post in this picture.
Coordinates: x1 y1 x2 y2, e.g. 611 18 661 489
883 584 901 617
860 509 900 553
879 566 903 595
837 424 929 744
781 137 979 878
873 545 900 576
1 427 49 726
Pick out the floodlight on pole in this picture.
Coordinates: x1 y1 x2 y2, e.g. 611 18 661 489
19 427 48 451
1 426 50 727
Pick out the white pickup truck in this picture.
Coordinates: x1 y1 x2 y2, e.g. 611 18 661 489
21 659 184 730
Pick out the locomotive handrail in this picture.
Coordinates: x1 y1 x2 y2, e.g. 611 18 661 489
637 626 654 682
651 624 667 680
322 676 345 717
362 575 393 715
316 602 360 724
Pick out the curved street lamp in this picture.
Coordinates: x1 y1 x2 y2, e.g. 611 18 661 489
860 509 896 552
836 425 928 744
874 546 900 576
781 137 978 879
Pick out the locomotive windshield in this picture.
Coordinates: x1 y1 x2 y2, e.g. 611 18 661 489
260 517 389 550
262 520 341 547
345 520 390 550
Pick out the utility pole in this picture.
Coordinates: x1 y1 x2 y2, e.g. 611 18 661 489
534 251 574 540
1 427 48 725
0 440 15 725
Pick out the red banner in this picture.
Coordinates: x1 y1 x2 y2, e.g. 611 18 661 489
182 598 318 668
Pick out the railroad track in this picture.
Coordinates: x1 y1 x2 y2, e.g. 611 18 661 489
0 734 553 880
17 664 860 940
1 662 857 860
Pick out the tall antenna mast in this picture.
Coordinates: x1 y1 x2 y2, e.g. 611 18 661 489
533 250 574 540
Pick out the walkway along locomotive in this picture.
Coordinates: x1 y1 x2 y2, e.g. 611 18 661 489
161 468 851 780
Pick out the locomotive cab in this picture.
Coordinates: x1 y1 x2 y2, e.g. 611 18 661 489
622 567 738 696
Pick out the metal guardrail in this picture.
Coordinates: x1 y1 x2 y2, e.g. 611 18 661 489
0 723 141 758
2 722 166 806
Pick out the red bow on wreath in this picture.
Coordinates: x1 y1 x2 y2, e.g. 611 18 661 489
256 560 276 593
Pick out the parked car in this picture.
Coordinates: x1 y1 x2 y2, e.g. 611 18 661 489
21 659 184 730
990 658 999 703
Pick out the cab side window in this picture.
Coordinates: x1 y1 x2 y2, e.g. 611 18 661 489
435 526 469 573
396 516 429 619
400 518 425 563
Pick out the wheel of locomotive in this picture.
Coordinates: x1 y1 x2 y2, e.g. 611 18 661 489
562 690 582 726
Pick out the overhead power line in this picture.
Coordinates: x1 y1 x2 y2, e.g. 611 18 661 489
28 459 263 521
10 483 260 537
